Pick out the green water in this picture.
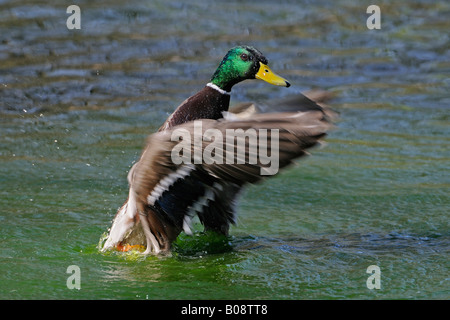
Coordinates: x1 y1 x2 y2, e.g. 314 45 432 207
1 0 449 299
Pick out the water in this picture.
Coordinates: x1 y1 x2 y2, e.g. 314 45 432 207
1 0 449 299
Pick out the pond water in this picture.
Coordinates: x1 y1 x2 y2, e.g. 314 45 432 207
0 0 449 299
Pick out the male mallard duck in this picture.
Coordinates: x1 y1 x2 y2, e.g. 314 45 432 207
101 46 334 254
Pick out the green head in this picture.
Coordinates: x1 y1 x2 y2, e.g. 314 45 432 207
210 46 290 92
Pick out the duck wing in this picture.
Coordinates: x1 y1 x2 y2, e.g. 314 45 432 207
129 110 332 244
229 90 338 122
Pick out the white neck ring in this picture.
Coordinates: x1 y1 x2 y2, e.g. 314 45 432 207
206 82 230 95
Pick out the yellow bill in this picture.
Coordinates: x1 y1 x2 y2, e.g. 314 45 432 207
255 62 291 87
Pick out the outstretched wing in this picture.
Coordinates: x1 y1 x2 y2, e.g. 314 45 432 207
130 110 332 235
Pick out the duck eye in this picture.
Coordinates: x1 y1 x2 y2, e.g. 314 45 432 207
240 53 248 61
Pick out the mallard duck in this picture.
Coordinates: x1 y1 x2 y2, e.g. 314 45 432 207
101 46 334 254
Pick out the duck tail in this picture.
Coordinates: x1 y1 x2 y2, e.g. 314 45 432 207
101 188 139 252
